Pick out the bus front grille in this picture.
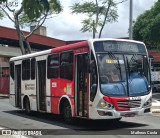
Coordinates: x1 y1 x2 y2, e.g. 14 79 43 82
117 100 141 108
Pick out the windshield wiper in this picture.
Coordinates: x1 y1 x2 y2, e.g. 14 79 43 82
108 52 119 70
129 54 137 65
126 56 130 75
108 52 122 80
125 56 130 96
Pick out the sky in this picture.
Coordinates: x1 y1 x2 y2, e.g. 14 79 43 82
0 0 158 41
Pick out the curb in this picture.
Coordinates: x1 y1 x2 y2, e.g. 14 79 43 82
0 94 9 98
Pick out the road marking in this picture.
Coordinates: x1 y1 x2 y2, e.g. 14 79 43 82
12 135 28 138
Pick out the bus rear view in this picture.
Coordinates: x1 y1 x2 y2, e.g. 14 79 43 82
89 39 152 120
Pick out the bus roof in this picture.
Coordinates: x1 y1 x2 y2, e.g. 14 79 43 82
10 40 88 62
89 38 145 45
10 38 145 62
10 49 51 62
51 41 88 53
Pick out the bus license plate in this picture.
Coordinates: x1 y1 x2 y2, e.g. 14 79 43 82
124 113 135 117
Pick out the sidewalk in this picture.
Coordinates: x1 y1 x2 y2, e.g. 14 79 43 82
152 99 160 112
152 93 160 113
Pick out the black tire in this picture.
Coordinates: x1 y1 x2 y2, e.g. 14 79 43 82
25 98 31 115
114 117 122 121
111 117 122 123
63 101 74 124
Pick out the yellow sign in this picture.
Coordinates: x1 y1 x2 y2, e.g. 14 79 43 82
67 84 72 95
106 59 114 64
64 87 66 93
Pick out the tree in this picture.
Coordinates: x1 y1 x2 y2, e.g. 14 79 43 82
0 0 62 55
71 0 127 38
0 11 3 19
133 0 160 50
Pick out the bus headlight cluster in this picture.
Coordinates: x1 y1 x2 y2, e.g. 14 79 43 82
143 97 152 107
97 99 114 110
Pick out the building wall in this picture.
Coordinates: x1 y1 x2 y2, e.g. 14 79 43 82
0 45 21 57
0 26 83 95
0 45 20 95
0 56 10 75
30 26 47 36
0 55 10 95
148 52 160 62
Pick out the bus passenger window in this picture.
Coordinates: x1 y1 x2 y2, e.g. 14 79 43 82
60 51 73 81
22 59 30 80
47 54 59 78
31 58 35 80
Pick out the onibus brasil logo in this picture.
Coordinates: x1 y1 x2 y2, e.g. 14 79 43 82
0 0 18 8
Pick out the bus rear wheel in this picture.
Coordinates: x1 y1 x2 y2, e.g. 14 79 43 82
24 98 31 115
63 101 74 124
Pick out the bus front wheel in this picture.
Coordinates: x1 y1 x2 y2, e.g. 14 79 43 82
63 101 74 124
111 117 122 122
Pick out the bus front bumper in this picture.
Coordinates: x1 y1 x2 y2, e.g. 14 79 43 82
89 107 152 120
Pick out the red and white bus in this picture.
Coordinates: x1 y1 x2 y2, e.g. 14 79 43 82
9 38 152 123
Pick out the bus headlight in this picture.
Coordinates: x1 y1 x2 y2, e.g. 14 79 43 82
143 97 152 107
97 99 114 110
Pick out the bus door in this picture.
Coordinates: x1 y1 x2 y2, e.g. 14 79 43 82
75 54 89 117
15 65 21 108
37 60 46 111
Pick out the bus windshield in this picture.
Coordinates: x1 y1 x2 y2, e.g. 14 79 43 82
97 53 150 97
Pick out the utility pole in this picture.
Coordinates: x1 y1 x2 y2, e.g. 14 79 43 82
129 0 133 40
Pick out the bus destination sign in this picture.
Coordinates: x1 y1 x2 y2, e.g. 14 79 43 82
94 41 146 53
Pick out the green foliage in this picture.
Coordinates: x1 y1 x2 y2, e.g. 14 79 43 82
81 19 93 33
49 0 63 13
0 9 4 19
133 1 160 49
81 16 96 33
0 0 7 3
0 0 62 54
71 2 97 14
0 0 5 20
19 0 62 28
18 12 32 28
71 0 118 38
23 0 49 20
0 0 62 23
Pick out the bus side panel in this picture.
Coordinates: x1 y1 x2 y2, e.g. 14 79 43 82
50 78 75 115
50 78 60 114
21 80 37 111
46 77 51 113
59 79 75 116
9 77 15 106
51 97 59 114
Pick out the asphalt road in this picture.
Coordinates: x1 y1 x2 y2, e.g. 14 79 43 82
0 97 160 138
